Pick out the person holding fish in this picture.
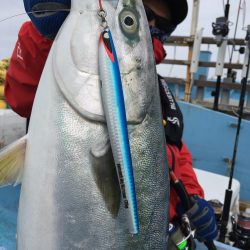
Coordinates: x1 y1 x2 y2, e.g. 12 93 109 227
4 0 217 248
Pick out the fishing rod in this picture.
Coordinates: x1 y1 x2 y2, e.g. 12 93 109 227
227 0 242 79
169 166 218 250
218 24 250 244
212 0 230 111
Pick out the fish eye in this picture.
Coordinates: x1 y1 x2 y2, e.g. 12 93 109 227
124 15 135 27
119 10 139 35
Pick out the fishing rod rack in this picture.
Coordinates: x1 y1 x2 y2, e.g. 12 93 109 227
162 35 250 119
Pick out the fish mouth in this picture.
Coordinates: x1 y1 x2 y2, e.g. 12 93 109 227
32 3 70 17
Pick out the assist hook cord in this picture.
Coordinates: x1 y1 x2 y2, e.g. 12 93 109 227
98 0 108 29
0 9 71 24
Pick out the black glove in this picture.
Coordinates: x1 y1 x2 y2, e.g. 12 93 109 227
187 196 218 241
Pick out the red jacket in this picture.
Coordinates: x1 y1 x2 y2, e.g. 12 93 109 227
4 21 204 221
167 143 204 219
4 22 53 117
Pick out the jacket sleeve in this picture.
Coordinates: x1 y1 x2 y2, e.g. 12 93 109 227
179 142 204 198
4 21 53 118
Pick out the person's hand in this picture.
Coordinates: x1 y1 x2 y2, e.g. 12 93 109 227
187 196 218 241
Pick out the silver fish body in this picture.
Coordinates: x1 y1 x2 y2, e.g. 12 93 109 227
17 0 169 249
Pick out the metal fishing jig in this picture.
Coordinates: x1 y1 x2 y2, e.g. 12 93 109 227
97 0 139 235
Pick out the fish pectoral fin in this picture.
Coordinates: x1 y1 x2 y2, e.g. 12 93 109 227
90 139 121 218
0 135 27 187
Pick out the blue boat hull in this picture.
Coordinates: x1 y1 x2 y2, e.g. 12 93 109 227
179 101 250 202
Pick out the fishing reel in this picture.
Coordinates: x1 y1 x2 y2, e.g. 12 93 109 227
168 215 196 250
229 212 250 249
212 17 229 46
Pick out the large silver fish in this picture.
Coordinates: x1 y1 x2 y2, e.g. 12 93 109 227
0 0 169 249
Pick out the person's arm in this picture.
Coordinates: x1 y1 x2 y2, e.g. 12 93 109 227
178 143 218 241
178 142 204 197
4 21 53 118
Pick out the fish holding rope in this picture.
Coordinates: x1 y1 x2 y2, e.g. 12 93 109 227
0 0 169 249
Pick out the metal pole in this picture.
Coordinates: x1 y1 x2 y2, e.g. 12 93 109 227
184 0 200 102
190 0 200 36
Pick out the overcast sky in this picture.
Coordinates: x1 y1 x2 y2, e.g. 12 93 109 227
0 0 249 79
0 1 28 59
